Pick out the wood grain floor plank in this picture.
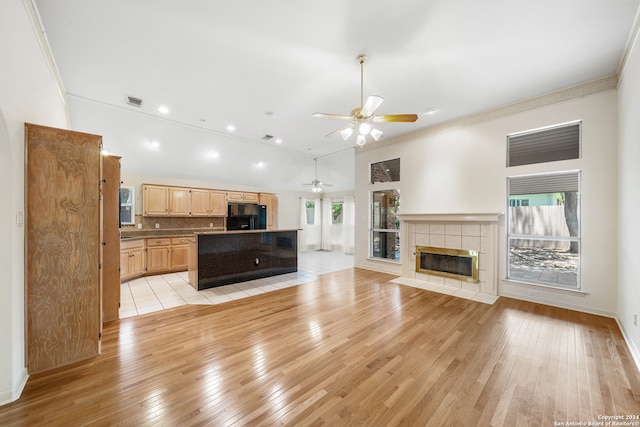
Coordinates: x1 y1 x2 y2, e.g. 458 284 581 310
1 268 639 426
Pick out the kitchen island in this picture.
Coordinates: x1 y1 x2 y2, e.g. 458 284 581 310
188 229 298 290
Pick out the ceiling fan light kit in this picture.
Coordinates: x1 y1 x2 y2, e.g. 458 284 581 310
313 54 418 146
302 158 333 192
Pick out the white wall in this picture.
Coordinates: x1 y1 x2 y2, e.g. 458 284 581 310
617 25 640 366
355 88 619 316
0 0 69 404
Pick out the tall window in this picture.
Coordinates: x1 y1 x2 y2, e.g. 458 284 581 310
305 201 315 225
507 171 580 289
370 189 400 261
331 202 343 224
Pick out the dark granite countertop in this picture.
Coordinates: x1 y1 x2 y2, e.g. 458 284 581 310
120 228 298 240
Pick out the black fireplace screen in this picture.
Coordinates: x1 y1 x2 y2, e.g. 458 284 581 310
420 252 472 277
415 246 479 283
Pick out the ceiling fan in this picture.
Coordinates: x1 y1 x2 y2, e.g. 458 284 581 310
313 54 418 146
302 158 332 193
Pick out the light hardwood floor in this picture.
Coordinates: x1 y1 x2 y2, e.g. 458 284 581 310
1 268 639 426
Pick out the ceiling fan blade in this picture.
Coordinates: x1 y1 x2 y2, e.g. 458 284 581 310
312 113 353 120
360 95 384 117
373 114 419 123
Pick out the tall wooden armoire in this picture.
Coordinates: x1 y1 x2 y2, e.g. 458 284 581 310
25 123 103 374
101 155 121 323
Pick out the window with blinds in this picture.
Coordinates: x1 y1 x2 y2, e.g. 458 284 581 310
506 171 581 289
507 121 581 167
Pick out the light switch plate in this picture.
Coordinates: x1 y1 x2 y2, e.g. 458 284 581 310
16 211 24 227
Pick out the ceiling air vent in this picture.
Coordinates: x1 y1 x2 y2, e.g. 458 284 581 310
126 96 143 108
260 134 274 141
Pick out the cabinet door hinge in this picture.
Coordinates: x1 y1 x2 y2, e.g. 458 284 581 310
98 263 102 269
99 332 102 339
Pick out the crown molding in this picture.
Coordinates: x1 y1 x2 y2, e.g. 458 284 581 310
22 0 70 127
360 75 618 152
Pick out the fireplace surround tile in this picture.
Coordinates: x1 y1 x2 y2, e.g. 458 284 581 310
462 224 481 236
399 212 503 297
445 223 462 236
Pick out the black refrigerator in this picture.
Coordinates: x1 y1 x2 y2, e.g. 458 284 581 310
227 203 267 230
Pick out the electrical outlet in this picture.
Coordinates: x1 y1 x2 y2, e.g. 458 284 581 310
155 223 160 229
634 313 637 327
209 223 213 228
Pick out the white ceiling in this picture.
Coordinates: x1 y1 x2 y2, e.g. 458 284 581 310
34 0 639 193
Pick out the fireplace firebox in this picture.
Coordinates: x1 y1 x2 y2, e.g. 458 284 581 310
415 246 479 283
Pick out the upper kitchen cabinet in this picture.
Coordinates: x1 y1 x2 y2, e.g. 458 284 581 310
25 123 102 374
144 184 228 217
169 187 191 216
227 191 259 203
190 188 210 216
209 191 227 216
190 189 226 216
143 184 169 216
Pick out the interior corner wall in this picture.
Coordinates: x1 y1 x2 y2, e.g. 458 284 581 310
355 89 619 315
0 0 68 405
617 26 640 367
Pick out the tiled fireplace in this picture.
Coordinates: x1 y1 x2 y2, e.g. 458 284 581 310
397 213 503 301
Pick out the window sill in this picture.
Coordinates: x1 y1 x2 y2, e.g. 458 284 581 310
502 278 589 296
367 257 401 265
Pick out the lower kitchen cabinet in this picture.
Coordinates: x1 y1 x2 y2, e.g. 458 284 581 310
171 237 191 271
120 236 192 282
120 239 145 282
146 238 172 274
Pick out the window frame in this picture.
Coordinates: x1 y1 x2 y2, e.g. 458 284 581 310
369 188 401 262
506 171 581 290
506 120 581 167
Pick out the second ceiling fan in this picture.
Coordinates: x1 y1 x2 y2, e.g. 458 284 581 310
313 54 418 146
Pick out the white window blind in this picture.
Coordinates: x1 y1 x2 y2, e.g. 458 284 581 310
509 171 580 195
507 122 580 167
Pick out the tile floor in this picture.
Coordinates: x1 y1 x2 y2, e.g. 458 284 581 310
119 250 355 318
390 276 500 305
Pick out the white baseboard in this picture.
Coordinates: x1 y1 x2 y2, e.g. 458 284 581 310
0 368 28 407
616 318 640 374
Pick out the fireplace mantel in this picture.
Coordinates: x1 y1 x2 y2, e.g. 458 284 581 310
398 213 503 223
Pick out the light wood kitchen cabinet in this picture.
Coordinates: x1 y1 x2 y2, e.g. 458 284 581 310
227 191 259 203
143 184 169 216
209 191 227 216
144 185 228 217
259 193 278 230
120 239 145 282
169 187 191 216
170 237 191 271
146 238 172 274
102 155 121 323
25 123 101 374
190 188 210 216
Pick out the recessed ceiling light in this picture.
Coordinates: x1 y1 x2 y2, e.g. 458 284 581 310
158 105 169 114
148 140 160 149
227 124 236 132
256 161 266 168
424 108 438 115
207 151 219 159
275 138 282 144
